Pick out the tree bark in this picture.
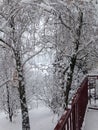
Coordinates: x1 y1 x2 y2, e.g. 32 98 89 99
6 84 13 122
64 54 77 108
64 11 83 108
2 0 31 129
15 51 30 130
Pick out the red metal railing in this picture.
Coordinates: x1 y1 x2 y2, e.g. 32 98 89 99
54 77 88 130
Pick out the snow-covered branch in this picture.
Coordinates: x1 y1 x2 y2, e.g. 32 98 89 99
76 40 94 55
0 38 15 52
22 47 45 67
58 14 71 31
0 79 12 88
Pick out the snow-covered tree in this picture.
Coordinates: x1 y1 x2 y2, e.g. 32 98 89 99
0 0 46 129
53 0 96 109
38 0 96 111
0 49 19 122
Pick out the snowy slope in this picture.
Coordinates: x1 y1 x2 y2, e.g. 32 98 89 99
0 106 58 130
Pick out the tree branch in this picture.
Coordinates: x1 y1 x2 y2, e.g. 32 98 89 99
0 80 12 88
0 38 15 52
22 47 44 67
76 40 94 55
77 53 88 60
59 14 71 30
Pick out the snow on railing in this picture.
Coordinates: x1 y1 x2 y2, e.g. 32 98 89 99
54 77 88 130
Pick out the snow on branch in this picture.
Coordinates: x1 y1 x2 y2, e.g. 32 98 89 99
22 47 45 67
56 0 68 7
76 39 94 55
39 2 55 13
58 14 71 30
0 79 12 88
0 38 15 52
77 53 88 60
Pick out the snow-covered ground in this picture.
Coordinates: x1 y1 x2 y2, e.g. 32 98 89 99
82 109 98 130
0 105 58 130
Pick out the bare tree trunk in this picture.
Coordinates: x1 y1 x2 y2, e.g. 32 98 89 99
15 50 30 130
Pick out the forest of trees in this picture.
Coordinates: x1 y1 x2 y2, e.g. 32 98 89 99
0 0 98 130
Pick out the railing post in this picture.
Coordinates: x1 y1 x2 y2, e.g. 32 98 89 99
72 104 76 130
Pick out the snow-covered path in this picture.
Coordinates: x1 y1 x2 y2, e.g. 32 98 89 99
82 109 98 130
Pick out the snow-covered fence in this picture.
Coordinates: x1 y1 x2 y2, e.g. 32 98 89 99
54 77 88 130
